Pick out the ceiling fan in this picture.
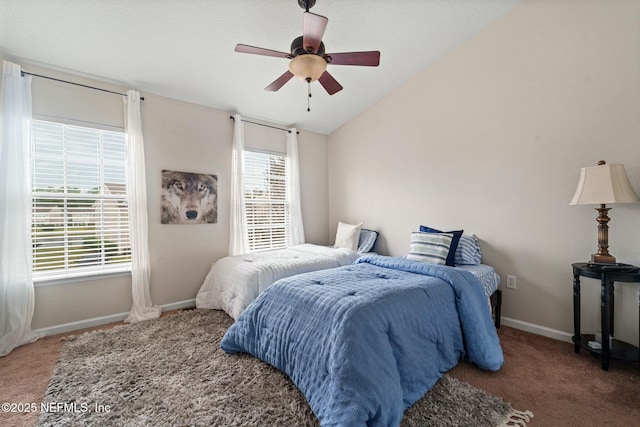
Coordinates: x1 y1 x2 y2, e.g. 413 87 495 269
234 0 380 104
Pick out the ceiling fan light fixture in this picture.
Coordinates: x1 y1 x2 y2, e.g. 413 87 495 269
234 1 379 96
288 54 327 82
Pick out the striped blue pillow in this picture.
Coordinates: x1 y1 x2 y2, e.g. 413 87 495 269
357 229 378 253
407 231 453 265
455 234 482 265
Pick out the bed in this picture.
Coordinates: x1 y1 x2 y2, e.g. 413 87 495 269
196 224 379 319
195 243 362 319
221 255 504 426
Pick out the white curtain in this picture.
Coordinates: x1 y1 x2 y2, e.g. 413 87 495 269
123 90 160 324
0 61 41 356
229 113 248 256
286 128 305 245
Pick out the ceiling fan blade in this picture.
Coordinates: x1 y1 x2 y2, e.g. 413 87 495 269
265 70 294 92
317 71 343 95
235 44 289 59
303 12 328 54
325 51 380 66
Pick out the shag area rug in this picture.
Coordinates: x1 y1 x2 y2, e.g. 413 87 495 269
38 309 532 427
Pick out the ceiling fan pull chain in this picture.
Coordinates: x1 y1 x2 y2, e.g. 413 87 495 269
307 80 312 112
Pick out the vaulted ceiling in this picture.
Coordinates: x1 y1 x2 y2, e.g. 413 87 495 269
0 0 522 134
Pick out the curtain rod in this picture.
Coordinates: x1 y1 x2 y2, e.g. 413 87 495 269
20 71 144 101
230 115 298 134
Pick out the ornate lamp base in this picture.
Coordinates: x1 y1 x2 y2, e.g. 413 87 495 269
592 204 616 264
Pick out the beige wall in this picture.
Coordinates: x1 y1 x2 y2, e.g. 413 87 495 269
0 58 329 330
328 0 640 345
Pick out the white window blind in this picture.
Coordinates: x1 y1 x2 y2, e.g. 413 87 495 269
244 150 289 252
31 119 131 280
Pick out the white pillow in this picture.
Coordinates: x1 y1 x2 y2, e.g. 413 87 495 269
334 221 363 251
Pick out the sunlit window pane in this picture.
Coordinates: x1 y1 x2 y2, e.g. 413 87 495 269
31 120 131 279
244 150 289 252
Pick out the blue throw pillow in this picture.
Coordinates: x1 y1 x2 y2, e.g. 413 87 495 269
419 225 463 267
357 229 378 253
454 234 483 265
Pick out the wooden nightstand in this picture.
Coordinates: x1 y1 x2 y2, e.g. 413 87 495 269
572 262 640 371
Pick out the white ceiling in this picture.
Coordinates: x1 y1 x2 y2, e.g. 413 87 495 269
0 0 522 134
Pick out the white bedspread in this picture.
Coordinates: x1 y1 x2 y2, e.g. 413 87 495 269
195 244 360 319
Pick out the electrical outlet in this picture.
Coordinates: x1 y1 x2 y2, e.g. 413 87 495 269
506 275 517 290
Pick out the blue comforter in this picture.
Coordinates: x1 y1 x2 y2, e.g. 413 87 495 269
221 255 503 426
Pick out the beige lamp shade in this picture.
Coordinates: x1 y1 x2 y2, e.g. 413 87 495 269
288 54 327 82
570 162 639 205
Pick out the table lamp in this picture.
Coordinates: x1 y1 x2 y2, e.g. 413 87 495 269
570 160 639 264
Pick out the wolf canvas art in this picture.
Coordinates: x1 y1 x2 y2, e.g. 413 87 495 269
161 170 217 224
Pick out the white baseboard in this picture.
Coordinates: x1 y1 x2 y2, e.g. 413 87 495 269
35 299 196 337
501 316 573 343
35 303 574 343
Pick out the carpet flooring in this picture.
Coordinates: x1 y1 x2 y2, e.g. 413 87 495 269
36 309 529 426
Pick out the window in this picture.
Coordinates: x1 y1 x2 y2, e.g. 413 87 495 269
244 150 289 251
31 119 131 280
